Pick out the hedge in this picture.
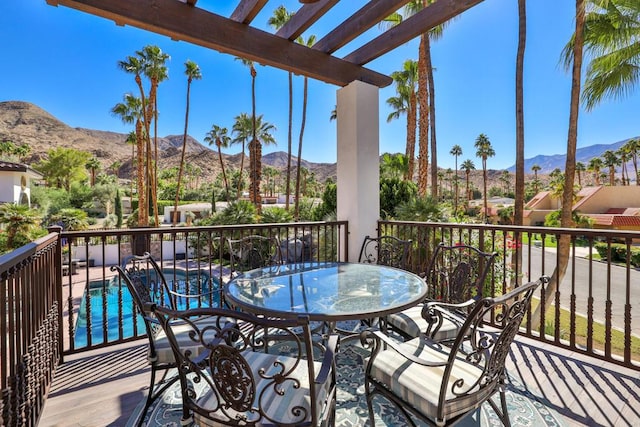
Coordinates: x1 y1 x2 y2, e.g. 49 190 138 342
594 242 640 268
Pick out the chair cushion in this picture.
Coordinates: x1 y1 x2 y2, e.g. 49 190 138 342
150 316 224 364
386 304 460 341
195 351 332 426
368 336 491 423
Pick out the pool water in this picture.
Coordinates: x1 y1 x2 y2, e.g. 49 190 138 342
74 269 220 348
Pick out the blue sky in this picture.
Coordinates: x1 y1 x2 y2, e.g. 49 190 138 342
2 0 638 170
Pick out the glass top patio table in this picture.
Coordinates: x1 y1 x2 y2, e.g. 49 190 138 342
224 262 427 322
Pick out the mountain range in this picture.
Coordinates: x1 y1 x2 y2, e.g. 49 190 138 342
0 101 635 187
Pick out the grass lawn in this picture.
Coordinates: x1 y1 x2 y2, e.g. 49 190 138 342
529 298 640 359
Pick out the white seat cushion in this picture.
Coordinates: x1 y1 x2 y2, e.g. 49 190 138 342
386 304 460 341
195 351 332 426
368 336 489 423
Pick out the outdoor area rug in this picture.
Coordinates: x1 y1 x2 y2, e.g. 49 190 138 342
126 340 566 427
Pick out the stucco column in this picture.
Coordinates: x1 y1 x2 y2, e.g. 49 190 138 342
336 80 380 262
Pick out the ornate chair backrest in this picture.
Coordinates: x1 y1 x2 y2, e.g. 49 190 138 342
427 276 548 421
111 253 176 342
358 235 412 270
227 235 283 276
424 242 497 303
150 305 333 426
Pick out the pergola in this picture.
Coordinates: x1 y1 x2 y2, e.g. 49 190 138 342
45 0 485 259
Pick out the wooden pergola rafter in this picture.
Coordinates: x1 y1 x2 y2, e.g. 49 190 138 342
45 0 483 88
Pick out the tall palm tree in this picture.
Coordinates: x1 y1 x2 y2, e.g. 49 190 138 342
232 114 276 203
111 93 146 224
587 156 604 185
268 6 295 210
232 112 251 199
124 131 137 197
139 45 170 226
85 157 100 187
204 125 231 199
515 0 527 228
383 1 451 197
530 164 541 193
294 34 316 220
623 137 640 185
460 159 475 206
474 134 495 222
237 57 263 206
601 149 620 185
574 161 585 187
173 60 202 226
449 144 462 213
387 60 418 181
500 170 512 195
533 0 587 328
617 145 630 185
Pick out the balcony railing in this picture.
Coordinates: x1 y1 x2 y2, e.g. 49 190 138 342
1 219 639 426
378 220 640 370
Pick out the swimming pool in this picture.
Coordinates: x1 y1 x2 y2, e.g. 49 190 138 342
74 269 221 348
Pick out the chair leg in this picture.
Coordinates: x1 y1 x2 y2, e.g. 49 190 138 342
499 388 512 427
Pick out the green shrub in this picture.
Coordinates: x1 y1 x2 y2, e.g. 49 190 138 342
594 242 640 267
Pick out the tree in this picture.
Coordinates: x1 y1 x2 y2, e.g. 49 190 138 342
575 161 586 186
587 156 604 185
37 147 89 191
85 157 101 187
474 134 495 222
115 189 123 228
601 149 620 185
623 137 639 185
515 0 527 229
204 125 231 199
530 164 541 193
380 153 409 180
562 0 640 111
173 60 202 226
449 144 462 213
617 145 630 185
139 45 170 226
461 159 476 206
533 0 587 328
112 93 145 222
268 5 295 210
387 60 418 181
500 170 512 196
294 34 316 220
0 204 41 250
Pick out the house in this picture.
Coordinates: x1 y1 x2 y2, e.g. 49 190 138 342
524 186 640 231
0 161 43 207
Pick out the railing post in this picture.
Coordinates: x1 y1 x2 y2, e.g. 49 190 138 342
48 225 64 363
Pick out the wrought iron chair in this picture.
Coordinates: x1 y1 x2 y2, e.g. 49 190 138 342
149 304 339 427
358 235 412 270
385 242 497 341
361 276 548 427
112 253 219 426
226 235 283 278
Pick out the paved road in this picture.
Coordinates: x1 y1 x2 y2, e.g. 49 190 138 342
522 247 640 337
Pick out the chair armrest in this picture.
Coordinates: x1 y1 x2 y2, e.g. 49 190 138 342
360 329 448 368
167 288 219 300
315 334 340 385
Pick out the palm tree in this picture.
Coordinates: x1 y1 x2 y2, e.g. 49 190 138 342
474 134 495 222
232 113 251 199
575 161 586 186
533 0 587 328
515 0 527 228
387 60 418 181
617 145 630 185
85 157 100 187
204 125 231 199
0 204 40 249
623 137 640 185
587 156 604 185
500 170 512 196
460 159 475 206
380 153 409 180
530 164 541 193
139 45 170 226
268 6 295 210
449 144 462 213
562 0 640 111
383 2 451 198
124 131 137 197
294 34 316 220
601 149 620 185
111 93 146 224
173 60 202 226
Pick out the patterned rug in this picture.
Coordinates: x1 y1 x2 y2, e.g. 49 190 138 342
126 341 566 427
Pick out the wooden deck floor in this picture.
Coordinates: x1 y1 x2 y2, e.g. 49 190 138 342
39 335 640 427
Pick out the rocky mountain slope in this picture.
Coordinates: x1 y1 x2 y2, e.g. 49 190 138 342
0 101 337 184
